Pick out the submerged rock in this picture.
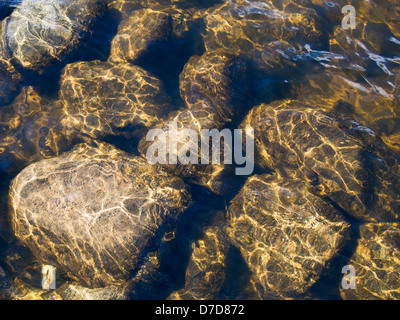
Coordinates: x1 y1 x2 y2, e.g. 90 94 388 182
0 59 21 106
203 0 323 55
340 223 400 300
311 0 400 38
3 0 106 71
0 266 13 299
168 226 229 300
10 142 191 287
137 50 245 195
107 0 143 18
293 68 400 153
226 174 351 298
10 278 127 300
0 18 19 105
180 50 249 124
109 7 199 64
138 105 231 195
59 60 172 139
241 100 400 222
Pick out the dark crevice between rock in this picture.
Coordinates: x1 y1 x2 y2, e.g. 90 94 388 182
134 19 206 109
101 126 144 158
306 198 361 300
0 233 74 291
0 0 20 21
143 199 226 299
126 218 179 300
189 183 226 211
218 244 252 300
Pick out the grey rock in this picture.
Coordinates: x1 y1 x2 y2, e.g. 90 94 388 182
226 173 351 298
10 142 191 287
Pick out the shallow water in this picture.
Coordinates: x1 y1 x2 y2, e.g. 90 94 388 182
0 0 399 300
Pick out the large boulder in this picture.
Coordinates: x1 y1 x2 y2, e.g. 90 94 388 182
179 50 249 124
293 0 400 153
9 142 191 287
226 174 351 298
241 100 400 222
137 103 232 195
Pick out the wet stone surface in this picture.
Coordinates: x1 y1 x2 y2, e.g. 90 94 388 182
109 7 200 64
3 0 106 71
203 0 324 55
9 142 191 287
226 174 351 298
59 60 172 139
9 279 127 300
340 223 400 300
241 100 400 223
